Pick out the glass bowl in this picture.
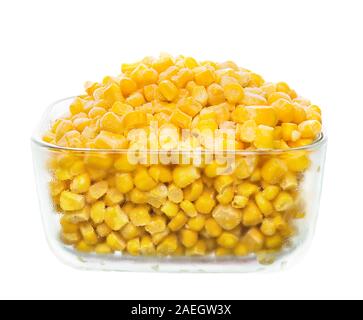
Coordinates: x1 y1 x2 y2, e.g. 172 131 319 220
31 98 327 272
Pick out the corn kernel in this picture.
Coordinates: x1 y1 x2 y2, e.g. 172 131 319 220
170 109 192 129
186 239 207 256
217 232 239 249
213 175 234 193
127 238 140 256
61 231 81 245
161 200 179 218
100 112 123 134
159 80 179 101
282 152 310 172
180 200 197 217
157 234 178 255
195 189 216 214
148 165 173 183
105 205 129 231
168 184 183 203
262 185 280 200
255 192 274 216
95 243 113 254
280 172 298 191
60 191 86 211
254 125 274 149
195 67 215 86
88 180 108 201
133 168 157 192
237 182 259 197
80 222 98 245
238 120 257 143
298 120 322 139
129 188 148 204
260 218 276 236
123 110 148 129
231 195 249 209
168 212 188 232
261 158 288 184
177 97 203 117
129 205 151 226
75 240 94 253
273 192 294 212
173 165 200 188
187 215 206 232
205 218 223 238
265 234 283 249
96 223 112 238
216 187 234 205
145 216 166 235
94 131 127 149
223 83 244 104
272 98 295 123
140 235 156 255
212 205 242 230
115 173 134 194
242 201 263 226
184 179 204 201
121 223 142 240
192 85 208 106
106 232 126 251
242 227 264 252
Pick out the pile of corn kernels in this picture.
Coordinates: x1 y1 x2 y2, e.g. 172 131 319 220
44 54 322 260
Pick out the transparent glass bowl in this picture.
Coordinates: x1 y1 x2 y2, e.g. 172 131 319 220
31 98 327 272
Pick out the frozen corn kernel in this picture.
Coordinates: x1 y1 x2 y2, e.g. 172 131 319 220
60 191 86 211
167 184 183 203
255 192 274 216
170 109 192 129
115 173 134 194
186 239 207 256
260 218 277 236
237 182 259 198
100 112 123 134
61 231 81 245
242 227 264 252
157 234 178 255
168 212 188 232
195 189 216 214
96 223 112 238
242 202 263 227
212 205 242 230
145 216 166 235
75 240 94 253
105 205 129 231
161 200 179 218
140 236 156 255
180 200 197 217
114 154 137 172
95 243 113 254
80 222 98 245
205 218 223 238
127 238 140 256
134 168 157 191
70 173 91 194
298 120 322 139
129 205 151 226
187 215 206 232
195 67 215 86
148 165 173 183
265 234 283 249
184 179 204 202
106 232 126 251
280 172 298 191
217 232 239 249
159 80 179 101
213 175 234 193
232 195 249 209
216 187 234 205
88 181 108 201
273 191 294 212
129 188 148 204
192 85 208 106
173 165 200 188
262 185 280 201
261 158 288 184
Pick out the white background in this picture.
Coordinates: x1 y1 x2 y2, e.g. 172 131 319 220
0 0 362 300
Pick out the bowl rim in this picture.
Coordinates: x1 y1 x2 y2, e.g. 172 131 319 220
31 97 327 155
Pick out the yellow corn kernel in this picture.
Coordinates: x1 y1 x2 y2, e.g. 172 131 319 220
184 179 204 202
96 223 112 238
168 212 188 232
281 123 301 142
129 205 151 226
280 172 298 191
88 180 108 201
272 98 295 123
158 80 179 101
213 247 231 256
273 192 294 212
122 110 148 129
234 242 249 256
254 125 274 149
237 182 259 197
134 168 157 192
187 215 206 232
119 76 137 97
126 92 145 108
49 180 67 197
177 97 203 117
80 222 98 245
106 232 126 251
61 231 81 245
103 83 123 105
94 131 127 150
161 200 179 218
152 55 174 73
127 238 140 256
262 185 280 201
140 235 156 255
260 217 276 236
242 201 263 226
213 175 234 194
212 204 242 230
167 184 184 203
100 112 123 134
180 200 197 217
105 205 129 231
238 120 257 143
283 151 310 172
205 218 223 238
145 216 166 235
195 189 216 214
104 188 124 206
55 119 73 141
173 165 200 188
170 109 192 129
184 56 198 69
129 188 148 204
60 215 79 233
147 184 168 208
157 234 178 255
88 106 106 119
148 165 173 183
192 85 208 106
60 191 86 211
114 173 134 194
265 234 283 249
114 154 136 173
195 67 215 86
172 68 194 88
216 187 234 205
206 83 225 105
255 192 274 216
246 105 278 127
268 91 291 104
242 91 267 105
217 232 238 249
69 97 84 115
179 229 198 249
152 229 170 245
90 201 106 224
231 195 249 209
235 157 256 179
186 239 207 256
204 161 219 178
261 158 288 184
75 240 94 253
242 227 264 252
54 168 72 181
84 153 113 170
231 106 249 124
223 82 244 104
95 243 113 254
121 223 142 240
298 120 322 139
